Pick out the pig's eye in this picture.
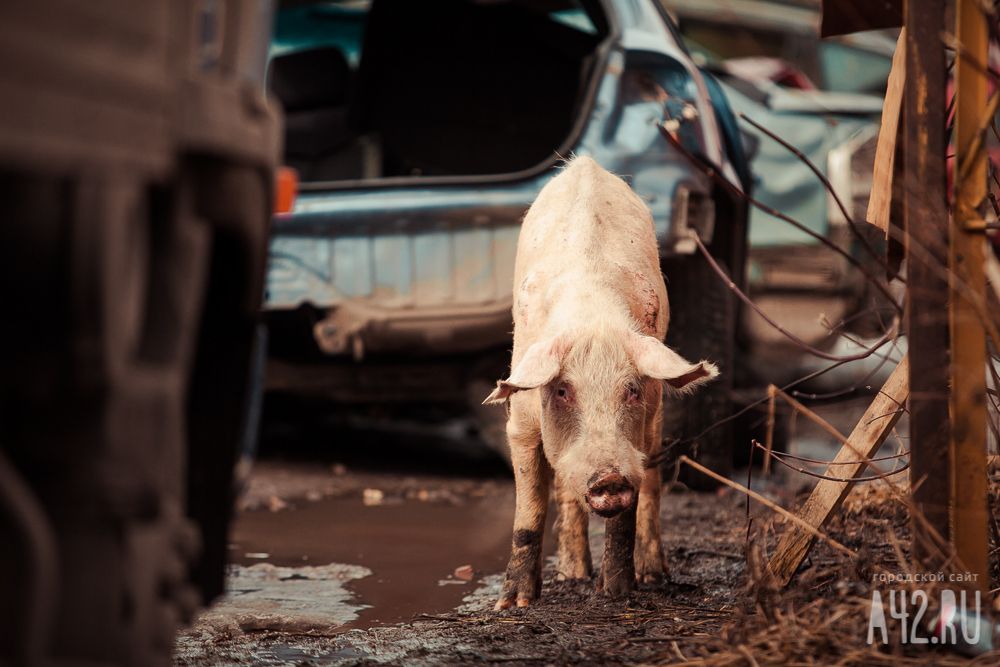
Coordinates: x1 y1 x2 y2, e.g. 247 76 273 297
554 383 573 404
625 383 642 403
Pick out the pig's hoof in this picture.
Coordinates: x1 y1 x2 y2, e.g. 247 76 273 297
494 596 534 610
494 570 542 610
496 530 543 610
555 555 593 581
637 570 665 584
597 566 636 598
635 555 667 584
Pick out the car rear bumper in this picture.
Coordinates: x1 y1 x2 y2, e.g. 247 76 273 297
308 298 513 358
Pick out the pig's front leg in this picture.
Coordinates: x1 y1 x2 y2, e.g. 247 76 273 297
597 505 637 597
496 417 551 610
555 477 592 580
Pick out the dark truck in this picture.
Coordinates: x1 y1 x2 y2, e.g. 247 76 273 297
261 0 751 474
0 2 280 665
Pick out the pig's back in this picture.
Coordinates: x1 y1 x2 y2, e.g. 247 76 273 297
512 157 667 339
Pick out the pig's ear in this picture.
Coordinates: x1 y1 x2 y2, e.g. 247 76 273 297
629 334 719 393
482 337 565 405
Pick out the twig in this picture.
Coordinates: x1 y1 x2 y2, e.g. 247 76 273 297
943 31 1000 80
678 455 856 559
737 111 890 277
672 640 689 661
752 440 910 483
738 645 761 667
653 351 896 463
677 548 744 559
694 233 898 362
480 655 547 663
658 121 903 312
768 384 847 445
626 635 711 643
763 385 776 474
955 91 1000 183
790 336 902 401
415 613 462 622
761 443 909 466
882 155 1000 349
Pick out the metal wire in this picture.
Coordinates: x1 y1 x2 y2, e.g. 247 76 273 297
751 440 910 483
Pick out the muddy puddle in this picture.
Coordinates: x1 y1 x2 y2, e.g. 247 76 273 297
227 489 533 630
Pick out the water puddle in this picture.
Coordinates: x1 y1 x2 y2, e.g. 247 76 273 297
227 489 534 630
195 562 372 633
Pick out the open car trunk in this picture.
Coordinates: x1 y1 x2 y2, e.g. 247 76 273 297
269 0 609 183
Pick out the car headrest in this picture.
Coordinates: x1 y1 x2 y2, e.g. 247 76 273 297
268 47 351 112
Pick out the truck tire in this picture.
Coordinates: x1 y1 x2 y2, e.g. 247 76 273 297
0 170 214 666
661 253 736 489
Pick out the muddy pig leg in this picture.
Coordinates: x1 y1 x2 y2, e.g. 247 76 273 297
496 401 551 610
634 464 666 583
554 477 592 580
597 504 637 597
635 389 667 583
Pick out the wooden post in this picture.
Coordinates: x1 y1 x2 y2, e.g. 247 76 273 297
767 357 910 586
866 28 906 237
950 0 989 590
904 0 952 565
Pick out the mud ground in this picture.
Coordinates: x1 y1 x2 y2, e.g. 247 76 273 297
174 398 992 666
176 471 751 666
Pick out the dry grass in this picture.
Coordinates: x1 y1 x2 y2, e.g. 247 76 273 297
661 467 1000 665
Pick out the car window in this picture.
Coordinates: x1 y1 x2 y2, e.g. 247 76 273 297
271 1 600 63
673 14 893 95
551 8 598 34
271 2 368 64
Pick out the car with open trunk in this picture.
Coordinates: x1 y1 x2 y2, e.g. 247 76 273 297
263 0 751 476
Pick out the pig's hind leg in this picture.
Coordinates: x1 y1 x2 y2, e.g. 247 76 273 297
496 400 552 610
554 478 593 580
635 387 667 583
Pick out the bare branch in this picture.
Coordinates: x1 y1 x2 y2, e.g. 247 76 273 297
656 122 903 312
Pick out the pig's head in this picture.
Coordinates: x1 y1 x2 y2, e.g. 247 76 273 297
484 327 717 516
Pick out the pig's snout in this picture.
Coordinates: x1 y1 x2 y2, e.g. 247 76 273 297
585 472 636 517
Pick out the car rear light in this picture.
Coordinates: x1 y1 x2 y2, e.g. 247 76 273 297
274 166 298 215
670 185 715 253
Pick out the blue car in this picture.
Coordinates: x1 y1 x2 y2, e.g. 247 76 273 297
263 0 751 474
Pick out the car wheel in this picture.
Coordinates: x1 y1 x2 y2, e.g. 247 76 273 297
730 388 790 469
467 378 512 468
661 253 736 489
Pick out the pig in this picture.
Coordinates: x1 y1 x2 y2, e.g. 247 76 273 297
483 156 718 608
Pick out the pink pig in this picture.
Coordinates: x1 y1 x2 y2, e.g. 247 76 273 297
484 156 718 608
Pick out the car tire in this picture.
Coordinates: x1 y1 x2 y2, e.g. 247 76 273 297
730 389 790 469
661 253 736 489
467 378 512 468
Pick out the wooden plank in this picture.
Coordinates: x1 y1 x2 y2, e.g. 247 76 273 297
767 355 909 586
904 0 952 567
949 0 989 591
866 28 906 236
986 250 1000 304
